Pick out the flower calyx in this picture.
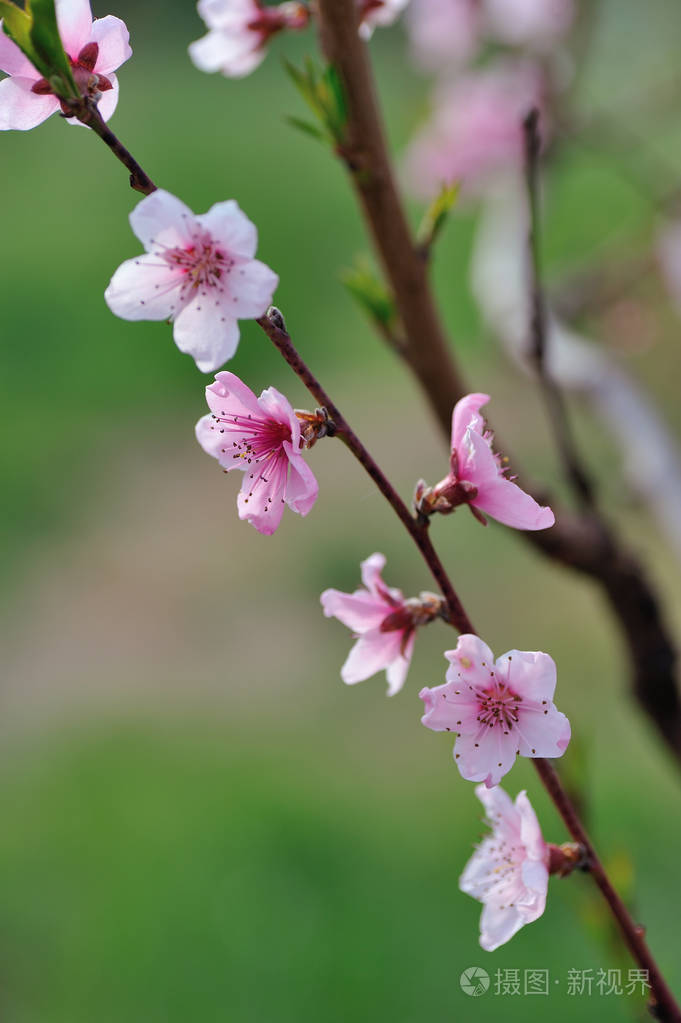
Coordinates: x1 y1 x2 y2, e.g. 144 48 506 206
548 842 588 877
295 406 336 448
379 591 445 634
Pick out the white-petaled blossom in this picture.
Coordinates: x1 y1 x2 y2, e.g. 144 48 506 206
104 189 278 373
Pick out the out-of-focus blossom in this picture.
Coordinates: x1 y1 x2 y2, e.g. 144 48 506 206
484 0 574 49
405 0 480 70
416 393 555 530
420 634 570 787
460 783 549 950
359 0 411 40
0 0 131 130
321 553 442 695
196 371 318 534
404 0 573 70
189 0 308 78
657 220 681 318
104 189 278 373
404 62 545 198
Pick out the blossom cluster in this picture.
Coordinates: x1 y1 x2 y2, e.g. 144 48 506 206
1 0 574 957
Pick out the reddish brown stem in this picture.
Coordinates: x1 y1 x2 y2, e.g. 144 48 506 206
535 758 681 1022
67 97 157 195
256 310 473 633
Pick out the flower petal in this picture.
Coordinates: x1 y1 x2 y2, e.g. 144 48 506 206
320 589 391 632
360 552 387 594
341 629 403 685
129 189 196 251
454 725 519 787
173 298 241 372
497 649 557 702
237 454 288 535
385 629 415 696
222 258 279 318
198 199 259 259
0 30 37 76
91 15 132 74
205 371 262 418
0 77 58 131
419 681 481 733
515 704 571 759
445 633 496 679
56 0 93 54
479 902 527 951
473 469 556 530
516 790 546 862
188 28 265 78
451 392 490 451
104 253 183 321
283 443 318 516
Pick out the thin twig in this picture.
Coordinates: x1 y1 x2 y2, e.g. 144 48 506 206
66 97 157 195
256 310 473 633
523 108 595 511
257 306 680 1023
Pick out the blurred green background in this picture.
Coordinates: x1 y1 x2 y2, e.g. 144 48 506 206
2 1 681 1020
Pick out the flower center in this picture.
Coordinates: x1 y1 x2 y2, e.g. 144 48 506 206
211 412 292 464
475 680 522 731
164 234 233 297
31 43 113 106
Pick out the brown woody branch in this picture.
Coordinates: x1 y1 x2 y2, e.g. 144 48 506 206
315 0 681 766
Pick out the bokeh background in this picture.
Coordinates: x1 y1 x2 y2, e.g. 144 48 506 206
2 1 681 1020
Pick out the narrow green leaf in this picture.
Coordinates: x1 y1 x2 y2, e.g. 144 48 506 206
0 1 40 69
417 182 459 250
341 258 396 329
286 116 325 141
29 0 78 98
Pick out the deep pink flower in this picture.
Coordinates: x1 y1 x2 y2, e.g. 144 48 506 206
189 0 308 78
420 634 570 787
0 0 131 130
195 371 318 535
460 783 549 950
404 63 545 198
417 392 554 530
321 553 441 695
358 0 410 40
104 189 278 373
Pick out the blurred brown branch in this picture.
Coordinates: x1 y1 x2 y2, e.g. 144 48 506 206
315 0 681 766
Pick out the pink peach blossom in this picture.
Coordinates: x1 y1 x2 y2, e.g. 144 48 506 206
404 62 545 198
0 0 131 130
195 371 318 535
460 783 549 950
420 634 570 787
321 553 439 695
104 189 278 373
418 392 554 530
359 0 410 40
189 0 308 78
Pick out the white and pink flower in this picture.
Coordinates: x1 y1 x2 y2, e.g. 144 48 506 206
104 189 278 373
196 371 318 535
321 553 441 695
420 634 570 787
460 783 549 950
189 0 308 79
404 63 545 198
416 392 554 530
0 0 131 130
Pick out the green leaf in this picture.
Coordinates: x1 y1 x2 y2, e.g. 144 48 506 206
283 58 348 148
286 116 325 141
29 0 78 98
417 182 459 250
0 1 40 68
341 257 396 329
0 0 78 99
